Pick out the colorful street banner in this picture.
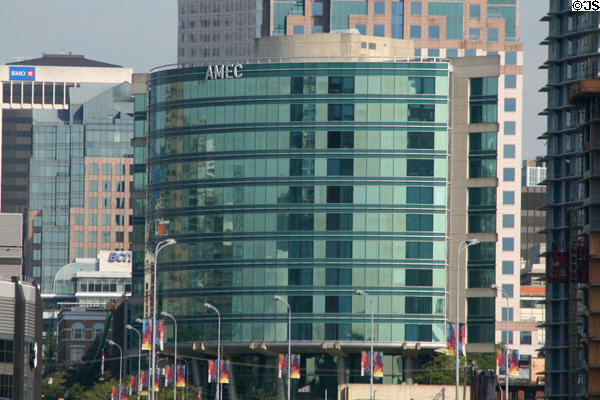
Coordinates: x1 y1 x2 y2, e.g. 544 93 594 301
459 324 466 357
291 355 301 379
447 323 466 356
165 364 173 387
278 354 287 378
154 370 160 392
208 360 217 383
360 351 383 377
121 385 129 400
360 351 369 377
111 385 117 400
158 318 164 351
176 364 186 388
129 375 136 395
220 361 230 384
496 348 505 372
509 350 520 376
140 370 148 395
447 323 456 356
373 352 383 378
142 319 152 351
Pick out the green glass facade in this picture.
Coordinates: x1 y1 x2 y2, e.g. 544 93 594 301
143 61 450 388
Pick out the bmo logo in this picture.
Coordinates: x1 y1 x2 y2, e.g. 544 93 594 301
9 66 36 81
108 251 132 263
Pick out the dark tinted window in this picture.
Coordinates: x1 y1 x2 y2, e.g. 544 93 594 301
328 131 354 148
327 159 353 176
407 159 434 176
406 269 433 286
407 132 434 149
407 104 434 121
328 104 354 121
327 186 353 203
406 187 433 204
328 76 355 93
326 213 353 230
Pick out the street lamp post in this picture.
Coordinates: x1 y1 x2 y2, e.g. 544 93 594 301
161 311 178 400
273 295 291 400
151 238 176 400
204 302 221 400
107 339 123 400
354 290 374 400
126 324 142 400
456 239 480 400
492 284 510 400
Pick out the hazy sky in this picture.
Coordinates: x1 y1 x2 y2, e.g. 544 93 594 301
0 0 547 159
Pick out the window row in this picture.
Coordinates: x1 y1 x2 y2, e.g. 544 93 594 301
150 129 448 156
151 184 447 209
149 157 446 182
74 230 126 243
154 212 446 236
150 102 448 129
74 214 129 226
158 319 444 343
151 74 448 103
159 266 444 290
153 239 446 262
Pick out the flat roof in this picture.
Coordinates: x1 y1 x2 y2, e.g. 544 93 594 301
7 53 121 68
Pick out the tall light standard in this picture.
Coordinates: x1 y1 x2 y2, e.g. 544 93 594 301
204 302 221 400
273 295 291 400
456 239 480 400
107 339 123 400
354 290 374 400
492 284 510 400
151 238 177 400
126 324 142 400
161 311 178 400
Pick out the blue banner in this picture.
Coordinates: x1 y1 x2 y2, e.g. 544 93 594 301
9 66 36 81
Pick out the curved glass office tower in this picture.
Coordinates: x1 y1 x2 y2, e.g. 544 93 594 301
144 55 450 393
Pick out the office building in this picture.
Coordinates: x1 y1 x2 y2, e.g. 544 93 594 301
132 33 508 396
540 4 600 399
0 54 134 291
0 213 23 281
178 0 525 360
0 278 43 400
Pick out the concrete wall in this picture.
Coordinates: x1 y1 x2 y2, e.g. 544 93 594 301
254 33 414 60
338 383 469 400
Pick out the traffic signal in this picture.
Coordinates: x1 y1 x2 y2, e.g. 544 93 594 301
41 389 46 399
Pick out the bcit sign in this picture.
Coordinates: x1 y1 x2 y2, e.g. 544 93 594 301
205 64 244 80
9 66 36 81
108 251 132 263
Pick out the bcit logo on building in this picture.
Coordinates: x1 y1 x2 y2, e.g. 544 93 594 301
9 66 36 81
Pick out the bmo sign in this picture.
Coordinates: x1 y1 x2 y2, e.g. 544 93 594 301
9 66 36 81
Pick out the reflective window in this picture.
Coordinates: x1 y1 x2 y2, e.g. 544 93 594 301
293 25 304 35
406 187 433 204
501 331 514 344
407 132 434 149
408 77 435 94
502 237 514 251
502 261 514 274
312 1 323 16
503 167 515 181
469 28 480 40
504 98 516 112
469 4 481 18
374 1 385 14
327 186 353 203
410 1 421 15
355 24 366 35
405 297 432 314
328 104 354 121
504 144 516 158
505 52 517 65
406 269 433 286
327 159 354 176
502 284 514 298
328 77 355 94
502 214 515 228
290 131 315 149
406 242 433 259
446 49 458 57
328 131 354 148
406 214 433 231
520 331 532 345
407 104 434 121
503 191 515 205
428 25 440 39
373 25 385 37
410 25 421 39
487 28 499 42
407 159 434 176
504 121 516 135
505 75 517 89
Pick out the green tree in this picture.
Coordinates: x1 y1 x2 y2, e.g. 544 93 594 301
413 352 496 385
43 327 58 377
